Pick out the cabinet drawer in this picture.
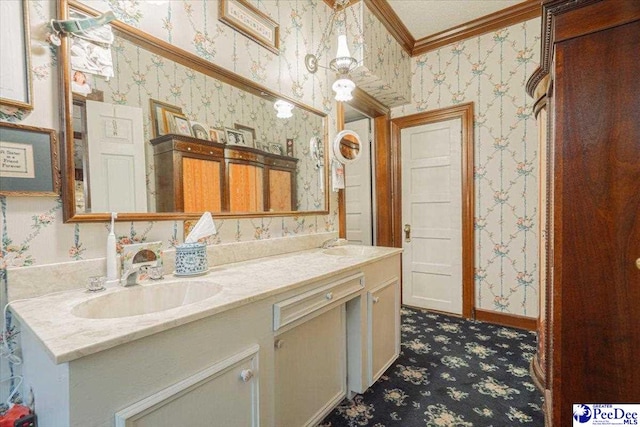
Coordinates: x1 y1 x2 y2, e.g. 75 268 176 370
273 273 364 331
176 141 222 157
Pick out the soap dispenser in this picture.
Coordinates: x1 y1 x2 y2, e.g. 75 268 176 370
105 212 118 285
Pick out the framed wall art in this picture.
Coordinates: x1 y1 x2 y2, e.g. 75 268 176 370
166 111 193 137
191 122 210 140
0 0 33 110
0 122 60 196
234 123 256 148
209 128 224 143
225 128 246 146
219 0 280 54
149 99 183 137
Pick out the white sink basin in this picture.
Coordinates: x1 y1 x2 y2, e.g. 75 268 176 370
322 245 381 257
72 281 222 319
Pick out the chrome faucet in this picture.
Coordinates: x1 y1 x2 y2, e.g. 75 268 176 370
321 237 339 249
120 266 141 287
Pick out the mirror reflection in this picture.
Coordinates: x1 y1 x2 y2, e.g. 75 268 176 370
64 5 328 220
333 130 362 164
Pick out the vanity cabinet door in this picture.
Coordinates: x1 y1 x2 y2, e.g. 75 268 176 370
115 345 260 427
274 305 347 427
368 278 400 385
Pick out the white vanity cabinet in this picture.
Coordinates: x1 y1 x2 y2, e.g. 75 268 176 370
20 300 274 427
368 278 401 384
15 246 403 427
273 273 364 427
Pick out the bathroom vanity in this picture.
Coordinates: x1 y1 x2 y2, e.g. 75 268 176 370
12 244 401 427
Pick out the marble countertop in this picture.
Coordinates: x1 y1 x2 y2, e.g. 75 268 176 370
10 246 402 364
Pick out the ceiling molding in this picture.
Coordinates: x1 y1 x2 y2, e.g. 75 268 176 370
363 0 414 54
412 0 541 56
320 0 542 57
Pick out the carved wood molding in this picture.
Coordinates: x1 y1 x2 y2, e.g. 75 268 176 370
363 0 414 54
412 0 541 56
324 0 541 57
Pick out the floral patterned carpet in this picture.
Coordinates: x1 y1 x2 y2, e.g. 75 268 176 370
320 306 544 427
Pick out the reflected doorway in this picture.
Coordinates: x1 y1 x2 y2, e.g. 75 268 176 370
343 104 375 246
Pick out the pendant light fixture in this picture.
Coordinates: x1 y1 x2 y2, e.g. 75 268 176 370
305 0 361 102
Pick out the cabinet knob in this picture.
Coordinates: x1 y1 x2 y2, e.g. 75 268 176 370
325 292 333 300
240 369 253 382
187 147 191 151
275 339 285 349
372 296 380 304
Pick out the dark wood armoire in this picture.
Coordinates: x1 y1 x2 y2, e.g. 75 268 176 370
528 1 640 425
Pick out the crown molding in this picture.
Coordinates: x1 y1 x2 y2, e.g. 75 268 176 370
321 0 542 57
363 0 414 54
412 0 541 56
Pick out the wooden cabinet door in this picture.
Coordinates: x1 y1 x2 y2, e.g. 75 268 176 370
368 278 400 385
268 169 292 211
182 157 221 212
551 15 640 420
274 306 347 427
228 163 263 212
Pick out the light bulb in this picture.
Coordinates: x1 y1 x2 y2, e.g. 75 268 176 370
332 78 355 102
274 100 294 118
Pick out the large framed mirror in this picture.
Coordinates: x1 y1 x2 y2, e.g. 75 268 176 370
58 0 329 222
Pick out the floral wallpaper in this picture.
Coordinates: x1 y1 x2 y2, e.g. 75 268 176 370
392 18 542 317
351 2 411 107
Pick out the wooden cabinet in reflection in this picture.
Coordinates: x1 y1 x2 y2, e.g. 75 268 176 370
152 135 297 213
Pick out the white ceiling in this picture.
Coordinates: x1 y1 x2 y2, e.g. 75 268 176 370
386 0 526 40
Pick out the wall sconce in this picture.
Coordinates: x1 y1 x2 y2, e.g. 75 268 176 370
305 0 361 102
274 100 294 119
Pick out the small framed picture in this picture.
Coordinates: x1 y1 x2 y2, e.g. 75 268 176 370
286 138 294 157
269 143 283 155
71 69 93 97
234 124 256 148
225 128 246 146
166 112 193 136
150 99 182 137
191 122 210 140
209 128 224 143
0 122 60 196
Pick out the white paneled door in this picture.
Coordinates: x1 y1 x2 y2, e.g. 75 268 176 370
401 118 462 314
345 118 374 246
85 100 147 213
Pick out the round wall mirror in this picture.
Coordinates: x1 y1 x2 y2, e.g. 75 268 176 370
333 130 363 164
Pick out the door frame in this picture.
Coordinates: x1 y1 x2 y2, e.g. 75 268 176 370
390 103 475 319
337 89 391 241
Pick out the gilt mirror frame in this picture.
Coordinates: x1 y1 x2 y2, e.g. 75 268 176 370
58 0 329 223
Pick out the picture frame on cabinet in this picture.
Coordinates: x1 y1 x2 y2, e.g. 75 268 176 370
209 128 224 143
225 128 246 146
149 99 182 137
219 0 280 54
0 122 60 196
234 124 256 148
166 112 193 137
190 122 210 140
0 0 33 110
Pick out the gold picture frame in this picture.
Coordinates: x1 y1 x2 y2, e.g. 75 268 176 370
149 99 183 138
0 0 33 110
0 122 60 196
219 0 280 54
166 111 193 137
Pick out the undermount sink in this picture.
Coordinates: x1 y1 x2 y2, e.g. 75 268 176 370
72 281 222 319
322 245 381 257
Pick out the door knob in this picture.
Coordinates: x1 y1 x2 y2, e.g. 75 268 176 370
240 369 253 382
404 224 411 242
636 258 640 270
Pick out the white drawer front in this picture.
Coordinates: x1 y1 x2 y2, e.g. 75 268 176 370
273 272 364 331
